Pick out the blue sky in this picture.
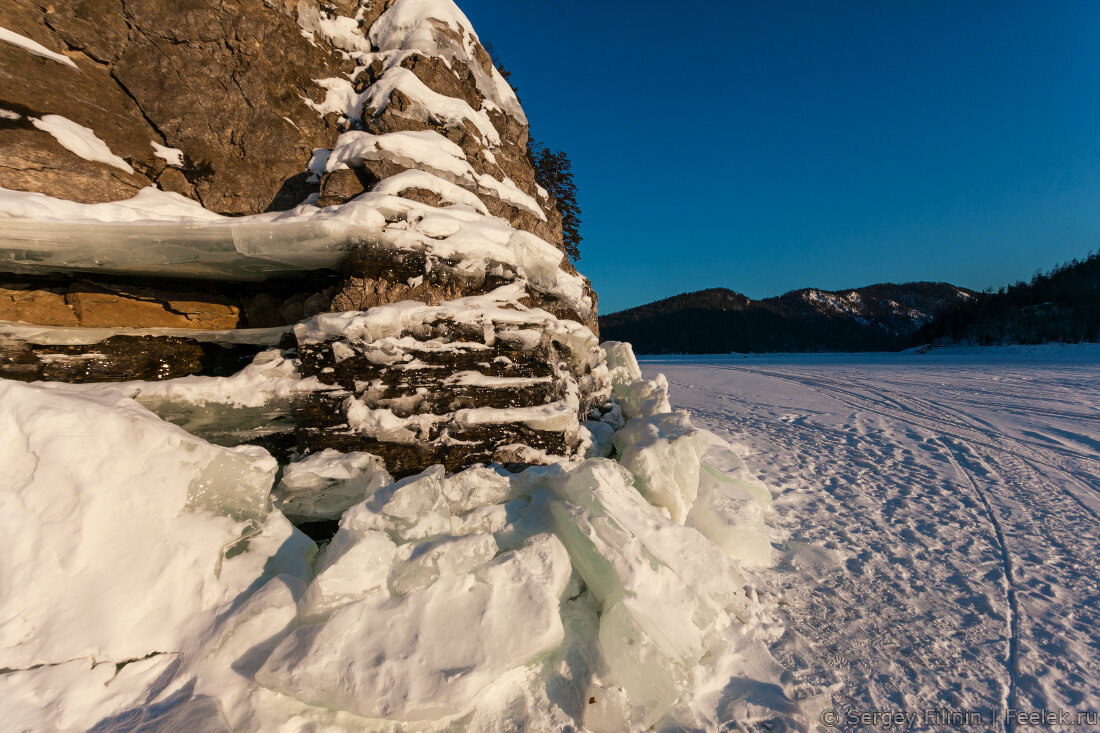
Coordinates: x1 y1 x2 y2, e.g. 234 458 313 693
459 1 1100 313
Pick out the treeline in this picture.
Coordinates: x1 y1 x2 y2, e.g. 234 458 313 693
913 251 1100 346
600 283 968 354
602 307 916 354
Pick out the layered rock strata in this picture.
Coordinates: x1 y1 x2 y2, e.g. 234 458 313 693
0 0 604 473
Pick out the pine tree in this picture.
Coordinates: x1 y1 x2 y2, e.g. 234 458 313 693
529 143 583 262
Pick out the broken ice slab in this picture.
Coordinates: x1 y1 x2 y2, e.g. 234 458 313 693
274 450 392 523
257 534 571 721
136 396 299 447
0 218 382 281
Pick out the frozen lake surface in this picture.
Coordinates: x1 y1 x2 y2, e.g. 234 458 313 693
644 346 1100 730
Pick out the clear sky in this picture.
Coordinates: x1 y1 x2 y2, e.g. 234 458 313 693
458 0 1100 313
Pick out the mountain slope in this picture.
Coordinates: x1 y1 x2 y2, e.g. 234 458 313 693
601 282 973 354
913 251 1100 346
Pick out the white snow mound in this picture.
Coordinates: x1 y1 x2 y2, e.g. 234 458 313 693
0 342 821 731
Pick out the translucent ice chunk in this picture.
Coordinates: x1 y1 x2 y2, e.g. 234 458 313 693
343 465 453 543
186 445 277 523
439 464 516 514
614 373 672 420
598 599 700 727
600 340 642 388
583 419 615 458
274 449 392 522
300 529 396 621
390 532 498 594
613 410 713 524
0 216 373 280
687 438 774 566
0 380 289 670
584 681 634 733
541 459 751 724
257 534 571 721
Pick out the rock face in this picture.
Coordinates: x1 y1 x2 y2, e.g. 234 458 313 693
1 0 346 213
0 0 605 476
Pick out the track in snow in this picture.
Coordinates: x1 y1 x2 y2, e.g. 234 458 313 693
644 352 1100 731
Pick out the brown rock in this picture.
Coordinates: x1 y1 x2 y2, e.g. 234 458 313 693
0 285 79 326
0 0 606 476
65 286 240 329
0 126 148 203
1 0 353 215
317 167 377 208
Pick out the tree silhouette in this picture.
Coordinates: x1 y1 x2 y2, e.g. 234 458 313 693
530 143 583 262
913 249 1100 345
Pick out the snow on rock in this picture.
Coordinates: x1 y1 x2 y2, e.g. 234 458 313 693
151 140 185 166
130 349 331 408
296 282 597 367
372 168 489 213
0 185 224 223
361 66 503 147
328 129 544 219
369 0 527 124
0 25 78 68
328 128 470 178
453 391 581 432
297 5 374 55
30 115 134 173
291 283 605 463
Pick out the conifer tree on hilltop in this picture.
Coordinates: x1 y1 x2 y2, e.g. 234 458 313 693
529 143 583 262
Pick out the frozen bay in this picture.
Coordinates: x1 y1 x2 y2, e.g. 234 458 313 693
647 346 1100 730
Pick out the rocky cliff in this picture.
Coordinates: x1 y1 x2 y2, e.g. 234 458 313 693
0 0 605 477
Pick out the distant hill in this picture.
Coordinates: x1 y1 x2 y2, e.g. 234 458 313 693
600 282 973 354
913 251 1100 346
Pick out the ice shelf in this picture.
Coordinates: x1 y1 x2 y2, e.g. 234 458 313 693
0 218 380 280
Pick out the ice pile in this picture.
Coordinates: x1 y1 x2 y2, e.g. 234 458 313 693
0 343 820 731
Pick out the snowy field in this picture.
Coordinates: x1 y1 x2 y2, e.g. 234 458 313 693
644 346 1100 731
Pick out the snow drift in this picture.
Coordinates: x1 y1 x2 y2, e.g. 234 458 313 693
0 342 823 732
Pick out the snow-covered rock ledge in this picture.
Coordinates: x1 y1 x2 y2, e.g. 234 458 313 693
0 342 826 731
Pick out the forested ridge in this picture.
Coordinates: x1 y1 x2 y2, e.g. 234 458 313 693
914 251 1100 346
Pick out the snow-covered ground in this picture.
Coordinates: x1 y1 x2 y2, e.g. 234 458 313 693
645 346 1100 731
